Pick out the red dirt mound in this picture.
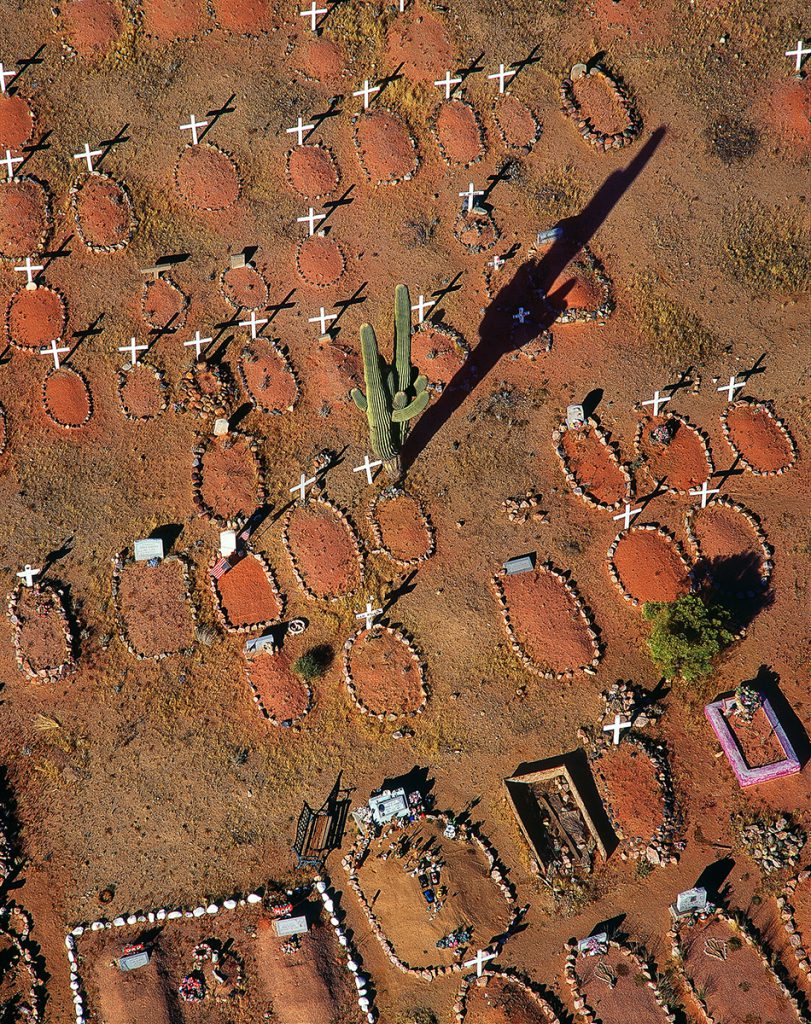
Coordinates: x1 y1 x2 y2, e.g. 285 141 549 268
221 265 268 310
561 426 627 505
759 76 810 152
62 0 125 58
296 234 345 286
355 109 417 183
14 587 71 676
248 649 311 723
386 12 454 81
573 73 629 135
294 36 345 86
200 436 262 522
435 99 485 165
612 530 690 604
597 743 664 841
93 952 174 1024
140 0 208 40
73 173 133 249
119 364 165 419
212 0 274 34
545 262 605 313
215 553 282 629
7 287 66 350
500 568 595 674
142 277 187 330
725 403 794 473
411 323 467 388
117 559 195 658
462 974 556 1023
347 629 423 714
43 368 91 427
285 502 362 599
576 945 668 1024
239 339 298 412
638 417 710 491
691 504 766 593
286 144 339 198
494 95 540 149
725 706 785 768
0 177 50 257
0 93 34 149
373 491 432 563
175 144 239 210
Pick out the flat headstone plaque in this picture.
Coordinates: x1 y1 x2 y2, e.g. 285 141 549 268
273 915 308 937
245 633 276 656
213 417 230 437
230 253 248 270
503 554 536 575
567 404 586 429
578 932 608 956
675 886 708 915
220 530 237 557
134 538 164 562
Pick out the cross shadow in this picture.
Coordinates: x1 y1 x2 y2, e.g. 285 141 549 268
663 364 696 397
228 402 254 431
314 0 344 32
373 63 404 106
332 283 367 328
16 129 52 175
506 43 542 90
711 455 746 488
267 289 297 324
381 570 418 616
42 537 74 575
310 97 342 134
320 185 355 231
637 475 669 516
4 44 45 96
41 234 73 275
0 345 11 366
429 270 463 312
482 160 516 205
741 350 767 383
95 124 130 169
71 313 105 356
403 127 666 469
456 51 485 87
199 94 237 143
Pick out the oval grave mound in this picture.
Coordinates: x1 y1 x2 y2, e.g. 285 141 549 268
140 0 209 40
284 499 363 601
572 71 633 136
494 95 541 149
688 501 770 598
0 177 51 258
636 414 713 494
196 433 263 526
175 143 239 211
7 286 67 351
220 264 269 310
43 367 93 428
295 234 346 287
434 99 485 166
354 108 418 184
9 583 74 681
344 626 427 717
411 321 468 390
593 741 666 850
724 399 796 475
141 276 188 330
286 143 340 199
558 420 629 508
611 528 691 604
385 12 454 81
0 93 35 149
458 971 561 1023
246 648 312 726
571 941 674 1024
72 172 134 251
237 338 299 413
118 363 166 420
62 0 125 58
116 556 196 659
212 0 275 34
213 552 284 631
454 207 500 252
370 488 434 566
294 36 345 85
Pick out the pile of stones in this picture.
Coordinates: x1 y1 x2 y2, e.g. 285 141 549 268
734 814 806 874
502 491 549 524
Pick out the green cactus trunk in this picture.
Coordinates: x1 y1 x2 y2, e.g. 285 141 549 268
358 324 400 476
394 284 413 449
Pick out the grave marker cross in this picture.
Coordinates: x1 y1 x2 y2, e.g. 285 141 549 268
118 336 148 365
300 2 328 31
786 39 811 73
297 206 326 235
513 307 530 325
488 254 505 273
689 480 720 508
14 257 43 289
286 116 315 146
434 71 463 100
355 600 383 630
1 149 23 180
717 375 745 402
612 503 642 530
603 713 632 745
239 310 269 339
308 307 337 334
0 64 16 94
290 472 317 502
487 63 517 93
411 294 435 323
459 181 484 213
353 454 382 484
40 339 70 370
73 142 102 173
641 390 671 416
16 564 40 587
180 114 208 146
353 79 381 110
184 330 212 359
463 949 497 977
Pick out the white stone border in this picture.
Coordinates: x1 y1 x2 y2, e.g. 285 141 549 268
0 401 7 453
559 62 642 152
368 486 435 567
778 868 811 976
721 397 798 477
352 107 420 187
116 361 168 421
454 968 560 1022
218 264 269 311
282 495 365 602
173 142 242 212
140 275 188 332
553 415 632 512
191 430 267 529
431 98 486 168
342 623 429 719
7 581 76 682
70 171 136 253
111 550 198 661
5 283 68 353
606 524 692 608
0 904 45 1021
236 337 301 413
492 94 542 151
42 365 94 430
453 206 501 254
632 411 714 496
295 234 347 288
284 142 342 200
0 174 53 260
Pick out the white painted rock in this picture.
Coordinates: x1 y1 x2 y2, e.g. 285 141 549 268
347 959 358 972
65 935 75 950
167 910 182 919
207 904 219 914
72 926 84 936
247 893 262 904
223 899 237 910
126 915 137 925
316 880 327 894
193 907 206 918
113 917 126 927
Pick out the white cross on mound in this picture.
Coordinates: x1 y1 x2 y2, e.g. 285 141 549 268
14 256 43 289
355 600 382 630
411 294 435 323
239 311 269 339
612 503 642 530
488 254 505 273
463 949 496 977
40 339 70 370
786 39 811 73
716 375 745 402
513 307 530 325
0 63 16 95
1 148 23 180
487 63 517 93
353 454 382 484
300 2 328 31
286 116 315 146
297 207 326 235
434 71 462 100
459 181 484 213
290 472 316 502
184 330 212 359
118 337 148 366
603 713 632 745
689 480 720 509
308 307 337 334
180 114 208 145
16 564 40 587
641 390 671 416
73 142 103 173
353 79 381 109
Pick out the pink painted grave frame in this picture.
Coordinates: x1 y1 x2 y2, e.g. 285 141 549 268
705 692 801 787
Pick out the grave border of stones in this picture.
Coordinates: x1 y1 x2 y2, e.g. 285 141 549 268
342 621 429 719
342 809 523 981
219 263 269 311
0 401 8 453
367 485 436 567
173 141 242 212
5 282 68 353
191 430 267 529
0 175 54 259
720 397 798 477
453 206 501 253
0 904 46 1022
668 903 807 1024
141 7 213 42
490 560 603 679
777 868 811 976
209 546 286 634
295 233 347 288
111 549 198 661
684 495 773 592
412 319 470 392
69 171 137 254
606 524 692 608
351 108 420 186
454 968 561 1023
281 494 366 602
553 415 632 512
533 243 615 325
430 97 487 169
209 5 274 38
559 61 642 153
140 274 189 331
244 642 313 728
632 410 715 496
563 934 676 1024
41 365 94 430
7 580 76 681
492 95 543 152
178 359 239 420
236 337 301 413
116 360 168 421
284 141 342 199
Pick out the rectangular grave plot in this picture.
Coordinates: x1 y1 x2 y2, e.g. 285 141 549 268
705 694 801 788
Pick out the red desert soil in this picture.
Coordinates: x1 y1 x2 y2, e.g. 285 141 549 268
596 743 664 840
692 504 765 590
682 917 798 1024
411 323 467 388
638 417 710 491
0 178 49 257
294 36 345 86
175 143 239 210
215 553 282 629
355 109 417 182
7 287 66 350
142 277 187 330
0 93 34 148
462 974 553 1024
211 0 274 34
119 364 164 419
247 649 310 722
760 76 811 152
43 368 91 427
200 436 262 522
612 530 690 604
386 12 454 81
374 491 432 562
575 946 667 1024
117 559 195 658
561 427 627 505
435 100 485 165
285 503 361 599
15 587 70 675
73 174 132 248
545 261 604 313
239 340 297 412
62 0 124 58
724 706 785 768
494 95 539 148
296 234 345 286
347 628 423 714
572 74 629 135
500 568 595 674
93 954 173 1024
140 0 208 40
221 264 268 309
287 144 339 198
725 403 794 473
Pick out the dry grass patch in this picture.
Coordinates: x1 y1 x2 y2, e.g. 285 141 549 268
724 203 811 294
631 273 719 365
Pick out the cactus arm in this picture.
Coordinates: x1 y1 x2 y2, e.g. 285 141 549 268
350 388 368 411
360 323 396 462
414 374 428 394
392 389 430 422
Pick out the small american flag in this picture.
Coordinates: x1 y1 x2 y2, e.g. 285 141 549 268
210 557 232 580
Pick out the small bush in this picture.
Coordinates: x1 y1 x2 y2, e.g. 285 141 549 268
707 116 759 164
642 594 734 682
292 644 333 681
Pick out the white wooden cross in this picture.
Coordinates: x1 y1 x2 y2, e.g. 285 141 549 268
603 713 632 745
786 39 811 73
308 307 337 334
513 307 530 325
0 63 16 94
14 257 43 289
290 472 317 501
459 181 484 213
1 149 23 180
297 206 326 235
434 71 462 99
355 599 383 629
689 480 720 508
353 454 382 484
16 564 40 587
239 310 269 339
411 294 435 323
286 116 315 146
300 2 327 31
184 330 211 359
641 390 671 416
73 142 103 173
612 503 642 530
353 79 381 110
716 375 745 402
397 0 407 10
118 336 148 365
40 339 70 370
488 254 505 273
487 63 517 94
180 114 208 145
463 949 496 977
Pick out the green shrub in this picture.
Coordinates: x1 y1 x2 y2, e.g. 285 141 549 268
292 645 333 681
642 594 734 682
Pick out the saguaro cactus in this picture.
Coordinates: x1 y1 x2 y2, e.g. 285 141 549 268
350 284 430 479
